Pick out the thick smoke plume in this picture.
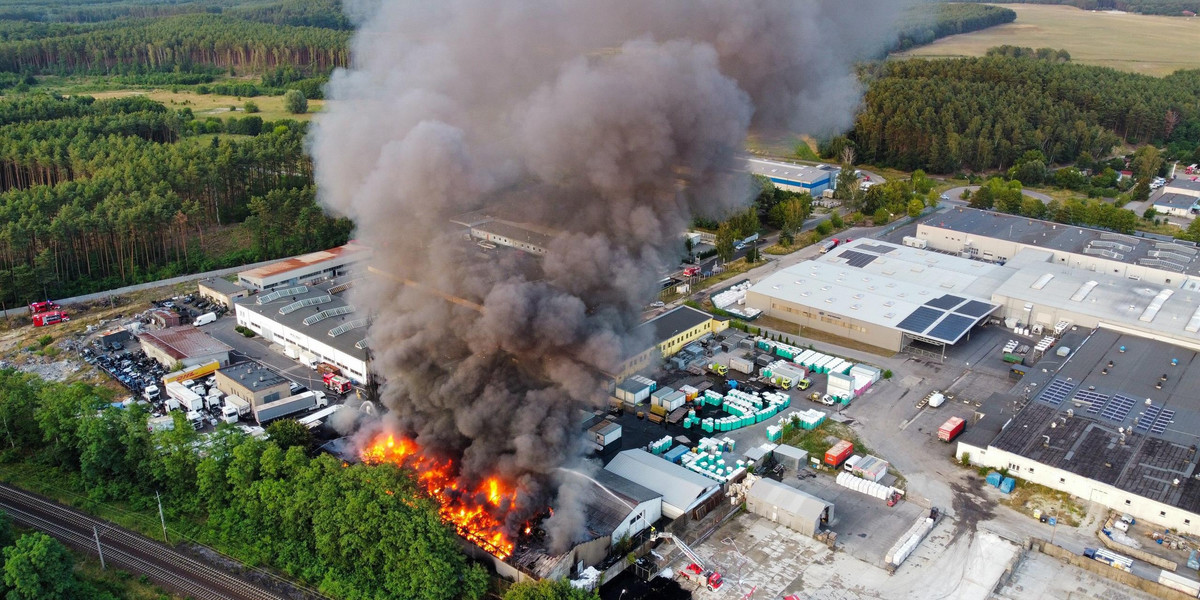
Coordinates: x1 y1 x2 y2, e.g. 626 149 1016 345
313 0 909 552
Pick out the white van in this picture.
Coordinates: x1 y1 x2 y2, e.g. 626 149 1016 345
193 312 217 326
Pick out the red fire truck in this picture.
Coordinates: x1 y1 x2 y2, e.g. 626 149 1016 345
28 300 61 314
32 310 69 327
323 372 352 394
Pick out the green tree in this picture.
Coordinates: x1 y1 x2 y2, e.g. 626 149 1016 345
770 195 811 245
910 169 933 194
3 533 78 600
815 220 833 236
715 222 737 263
1186 218 1200 243
243 100 260 113
906 198 924 218
284 89 308 114
873 208 891 224
1130 146 1163 180
1131 178 1151 203
829 211 844 229
1143 207 1158 220
265 419 314 451
504 579 599 600
1054 167 1086 190
0 510 12 549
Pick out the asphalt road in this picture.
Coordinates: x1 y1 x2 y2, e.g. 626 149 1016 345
0 483 288 600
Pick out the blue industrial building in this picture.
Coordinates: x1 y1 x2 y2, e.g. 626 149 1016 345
748 159 841 196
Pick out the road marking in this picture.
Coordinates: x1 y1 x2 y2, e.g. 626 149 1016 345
899 407 928 431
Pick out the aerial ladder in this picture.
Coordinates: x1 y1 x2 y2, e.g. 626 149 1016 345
650 532 724 591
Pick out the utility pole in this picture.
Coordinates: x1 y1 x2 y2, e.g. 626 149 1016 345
156 490 168 543
93 526 105 570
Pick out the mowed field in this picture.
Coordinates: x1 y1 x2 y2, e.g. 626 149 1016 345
894 4 1200 76
84 88 324 122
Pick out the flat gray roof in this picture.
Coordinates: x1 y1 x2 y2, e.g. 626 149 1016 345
747 158 838 186
235 279 368 362
923 208 1200 276
748 239 1002 343
748 478 830 522
1166 177 1200 194
1155 193 1199 210
218 361 289 393
984 329 1200 513
199 277 246 296
472 220 554 250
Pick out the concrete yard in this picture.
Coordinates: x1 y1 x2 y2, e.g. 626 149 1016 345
786 472 927 565
679 511 1018 600
994 550 1162 600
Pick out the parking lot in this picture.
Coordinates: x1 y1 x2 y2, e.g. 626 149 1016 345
787 471 928 564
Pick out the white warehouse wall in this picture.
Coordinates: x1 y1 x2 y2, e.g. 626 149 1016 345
610 498 662 546
235 306 368 383
957 440 1200 537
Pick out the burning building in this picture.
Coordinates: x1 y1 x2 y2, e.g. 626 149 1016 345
311 0 910 577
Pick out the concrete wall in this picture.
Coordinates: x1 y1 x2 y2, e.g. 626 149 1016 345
198 281 248 309
958 440 1200 537
1031 538 1197 600
745 495 822 537
214 372 290 407
746 290 903 351
1098 518 1177 570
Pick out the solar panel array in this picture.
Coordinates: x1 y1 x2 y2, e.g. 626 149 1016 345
955 300 995 318
839 250 878 268
856 243 895 254
1135 406 1176 435
925 294 966 310
1101 394 1137 422
1076 390 1111 414
1038 378 1077 406
897 307 943 333
928 314 975 342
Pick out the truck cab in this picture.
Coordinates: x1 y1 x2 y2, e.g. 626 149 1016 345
186 410 204 430
143 385 160 401
221 405 239 424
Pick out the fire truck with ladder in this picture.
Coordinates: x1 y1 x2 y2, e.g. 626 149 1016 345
650 532 723 592
323 372 353 394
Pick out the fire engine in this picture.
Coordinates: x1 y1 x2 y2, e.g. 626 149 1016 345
323 372 353 394
651 532 723 592
32 310 69 327
28 300 61 314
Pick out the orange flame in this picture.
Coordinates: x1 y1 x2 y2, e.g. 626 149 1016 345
361 434 517 559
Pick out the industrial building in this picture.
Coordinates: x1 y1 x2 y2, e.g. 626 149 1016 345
958 329 1200 537
215 362 291 407
914 208 1200 288
147 309 182 329
747 158 841 196
603 449 722 519
1164 176 1200 199
234 279 369 383
1153 193 1200 218
237 242 370 291
140 326 232 368
617 306 729 379
198 277 250 308
745 477 833 536
745 239 1002 354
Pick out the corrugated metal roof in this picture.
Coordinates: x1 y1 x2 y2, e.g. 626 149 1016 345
141 326 232 360
604 450 717 512
747 478 830 522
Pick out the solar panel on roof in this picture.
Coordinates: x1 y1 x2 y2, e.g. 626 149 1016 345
1101 394 1137 422
955 300 996 318
896 306 943 334
1075 390 1110 414
1152 409 1175 435
838 250 878 268
927 314 976 342
1135 406 1160 432
856 243 896 254
924 295 966 310
1037 378 1076 406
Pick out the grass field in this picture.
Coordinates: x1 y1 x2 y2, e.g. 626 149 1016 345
84 88 323 121
894 4 1200 76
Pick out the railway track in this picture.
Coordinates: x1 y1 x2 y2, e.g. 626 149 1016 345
0 483 286 600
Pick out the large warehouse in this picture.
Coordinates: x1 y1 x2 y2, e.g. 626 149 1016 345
237 242 370 291
617 306 729 379
140 326 232 368
604 449 721 519
234 279 369 383
958 329 1200 537
745 239 1002 354
747 159 841 196
745 477 833 537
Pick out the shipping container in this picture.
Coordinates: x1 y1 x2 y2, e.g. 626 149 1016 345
664 445 689 464
853 455 889 483
938 417 965 442
1158 570 1200 596
1083 548 1132 572
589 420 622 447
162 360 220 385
825 440 854 467
166 381 204 412
729 356 755 374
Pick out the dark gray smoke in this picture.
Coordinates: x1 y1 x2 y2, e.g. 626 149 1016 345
313 0 910 553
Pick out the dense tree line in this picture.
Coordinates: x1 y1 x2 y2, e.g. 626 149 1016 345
0 0 350 26
0 369 489 600
845 55 1200 173
0 94 351 307
954 0 1200 16
0 13 349 75
895 4 1017 51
